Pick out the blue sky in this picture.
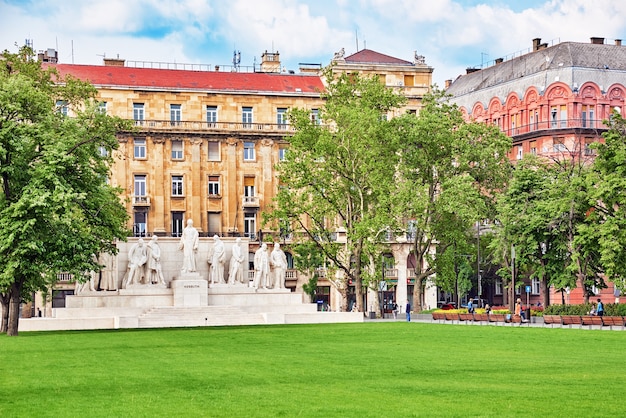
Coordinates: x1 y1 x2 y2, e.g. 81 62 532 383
1 0 625 86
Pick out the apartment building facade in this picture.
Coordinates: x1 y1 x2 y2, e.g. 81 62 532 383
35 48 437 316
446 37 626 306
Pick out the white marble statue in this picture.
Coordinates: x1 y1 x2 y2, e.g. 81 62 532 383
270 242 287 289
123 238 147 288
76 270 97 294
228 237 245 285
208 235 226 284
147 235 166 286
253 242 270 289
98 252 117 291
179 219 199 273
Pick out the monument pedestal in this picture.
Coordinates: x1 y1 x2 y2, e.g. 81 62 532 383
172 273 207 307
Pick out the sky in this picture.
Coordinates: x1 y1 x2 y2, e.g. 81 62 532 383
1 0 626 87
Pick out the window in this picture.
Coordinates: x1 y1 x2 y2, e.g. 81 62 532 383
243 142 255 161
582 105 595 128
134 138 146 159
516 145 523 160
207 212 221 235
244 177 255 197
99 146 108 157
403 75 414 87
560 105 567 128
172 212 184 237
553 137 566 152
133 103 145 126
310 109 319 124
532 278 540 295
207 141 220 161
244 212 256 239
206 105 218 127
171 140 183 160
56 100 68 116
530 141 537 155
170 104 181 126
277 108 288 129
242 106 253 128
172 175 184 196
495 279 503 295
550 106 558 128
134 210 147 237
208 175 220 196
97 101 107 114
134 175 147 198
279 147 287 161
584 138 596 156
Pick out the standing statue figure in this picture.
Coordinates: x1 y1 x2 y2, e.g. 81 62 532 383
179 219 199 273
147 235 166 286
123 238 147 288
270 242 288 289
98 252 118 291
207 235 226 284
228 237 245 285
253 243 270 289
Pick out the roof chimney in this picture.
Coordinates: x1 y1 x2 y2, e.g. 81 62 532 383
466 68 480 74
495 58 504 65
103 56 125 67
616 39 622 46
445 79 452 89
590 37 605 45
532 38 541 51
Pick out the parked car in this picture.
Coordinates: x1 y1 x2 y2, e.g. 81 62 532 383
439 303 456 310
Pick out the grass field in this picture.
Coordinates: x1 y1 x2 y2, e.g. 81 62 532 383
1 322 625 417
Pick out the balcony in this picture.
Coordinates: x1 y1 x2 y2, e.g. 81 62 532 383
242 195 260 208
132 196 151 206
128 120 297 133
502 118 609 140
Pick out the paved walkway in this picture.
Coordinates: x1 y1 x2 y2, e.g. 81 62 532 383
363 314 626 330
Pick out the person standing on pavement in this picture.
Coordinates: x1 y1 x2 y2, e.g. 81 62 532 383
405 300 411 322
597 298 604 316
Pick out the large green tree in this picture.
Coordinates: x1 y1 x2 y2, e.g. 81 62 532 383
585 112 626 292
392 90 512 311
0 47 130 335
265 68 406 312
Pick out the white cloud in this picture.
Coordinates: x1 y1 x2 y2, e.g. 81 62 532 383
1 0 625 86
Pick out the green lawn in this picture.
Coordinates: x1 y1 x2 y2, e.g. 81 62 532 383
1 323 624 417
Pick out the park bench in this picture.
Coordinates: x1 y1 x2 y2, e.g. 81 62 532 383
561 315 583 328
473 313 490 322
489 313 507 323
432 312 446 322
601 316 625 329
543 315 561 327
444 312 459 321
581 315 604 328
459 313 474 322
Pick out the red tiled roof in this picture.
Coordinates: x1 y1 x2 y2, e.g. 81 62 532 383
44 64 325 94
345 49 413 65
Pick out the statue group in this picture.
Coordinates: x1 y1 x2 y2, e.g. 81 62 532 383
76 219 289 292
253 242 287 290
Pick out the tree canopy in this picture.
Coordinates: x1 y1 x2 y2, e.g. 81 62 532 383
265 68 406 312
0 47 130 335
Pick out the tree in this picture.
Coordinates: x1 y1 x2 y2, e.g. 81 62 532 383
492 143 603 308
264 68 406 312
0 47 130 335
392 90 512 311
585 111 626 292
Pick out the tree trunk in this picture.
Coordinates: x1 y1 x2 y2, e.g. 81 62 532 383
541 276 550 307
7 282 22 336
0 292 9 333
414 276 423 313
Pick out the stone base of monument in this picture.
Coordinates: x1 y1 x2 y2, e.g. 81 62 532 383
19 277 363 331
171 276 208 307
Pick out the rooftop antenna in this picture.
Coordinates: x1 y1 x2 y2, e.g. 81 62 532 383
355 29 358 51
233 49 241 72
